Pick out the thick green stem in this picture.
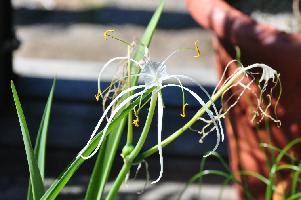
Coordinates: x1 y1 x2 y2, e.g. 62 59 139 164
106 91 158 200
105 164 131 200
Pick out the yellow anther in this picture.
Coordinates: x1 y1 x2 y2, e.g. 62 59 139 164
194 40 200 58
104 29 115 40
180 103 188 118
132 118 139 127
103 29 131 46
95 90 102 102
132 106 140 127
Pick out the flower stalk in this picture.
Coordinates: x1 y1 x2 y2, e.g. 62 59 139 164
127 45 134 146
106 91 158 200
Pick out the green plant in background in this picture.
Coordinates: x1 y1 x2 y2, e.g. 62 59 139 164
180 138 301 200
11 0 284 199
179 48 296 200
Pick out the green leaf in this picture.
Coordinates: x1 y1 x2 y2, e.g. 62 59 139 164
287 192 301 200
131 0 166 85
27 80 56 200
85 121 126 200
291 162 301 195
265 138 301 200
35 80 56 176
84 136 110 200
11 81 45 200
41 89 153 200
85 1 166 199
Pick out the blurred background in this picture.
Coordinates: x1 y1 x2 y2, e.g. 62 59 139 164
0 0 297 199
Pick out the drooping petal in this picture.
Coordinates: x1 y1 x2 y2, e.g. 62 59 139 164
212 59 242 96
161 84 222 156
78 85 148 159
160 74 224 141
151 90 164 184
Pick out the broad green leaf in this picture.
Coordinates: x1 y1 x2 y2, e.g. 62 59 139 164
85 1 166 199
27 80 56 200
41 89 153 200
11 81 45 200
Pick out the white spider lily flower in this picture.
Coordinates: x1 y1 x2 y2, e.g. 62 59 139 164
79 47 223 185
212 61 281 126
139 65 223 183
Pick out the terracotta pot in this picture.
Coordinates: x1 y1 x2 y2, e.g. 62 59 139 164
185 0 301 199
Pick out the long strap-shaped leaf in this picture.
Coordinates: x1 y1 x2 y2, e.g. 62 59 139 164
11 81 45 200
27 80 56 200
85 1 166 199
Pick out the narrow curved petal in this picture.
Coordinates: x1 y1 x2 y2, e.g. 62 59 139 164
78 85 147 159
151 91 164 184
161 74 224 141
81 88 148 159
212 59 242 95
161 84 222 156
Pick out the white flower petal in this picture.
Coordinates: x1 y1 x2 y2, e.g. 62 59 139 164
161 84 222 156
78 85 147 159
151 90 164 184
161 74 224 141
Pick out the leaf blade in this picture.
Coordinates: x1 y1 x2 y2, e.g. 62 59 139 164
11 81 45 200
27 80 56 200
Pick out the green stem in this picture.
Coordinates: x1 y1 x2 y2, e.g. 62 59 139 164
106 91 158 200
106 164 131 200
127 45 133 145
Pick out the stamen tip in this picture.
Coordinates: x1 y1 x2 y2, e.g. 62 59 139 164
180 103 188 118
133 119 139 127
194 40 200 58
95 90 102 102
104 29 115 40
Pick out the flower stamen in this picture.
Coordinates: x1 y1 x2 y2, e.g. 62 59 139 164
180 103 188 118
133 106 140 127
103 29 132 46
194 40 200 58
95 89 102 102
